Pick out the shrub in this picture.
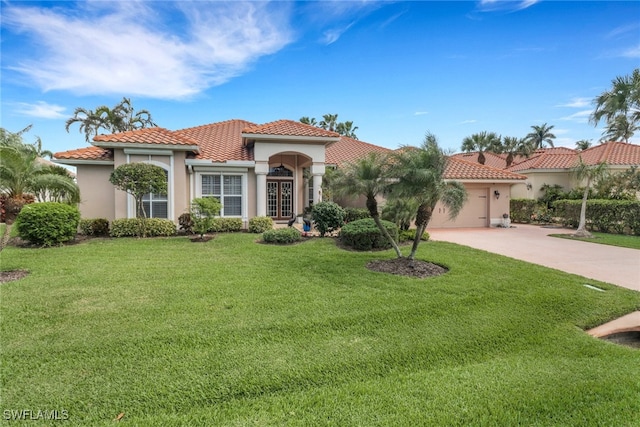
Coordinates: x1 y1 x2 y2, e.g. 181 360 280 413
552 199 640 235
190 197 221 238
210 218 243 233
339 218 398 251
110 218 176 237
398 229 430 243
343 207 370 223
311 201 345 237
178 213 193 234
510 199 539 223
78 218 110 236
15 202 80 247
262 228 302 244
248 216 273 233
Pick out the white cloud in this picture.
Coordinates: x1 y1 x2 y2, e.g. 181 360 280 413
3 2 293 99
414 111 429 116
321 22 355 45
556 97 592 108
477 0 539 13
621 44 640 58
13 101 66 119
460 119 477 124
558 110 592 124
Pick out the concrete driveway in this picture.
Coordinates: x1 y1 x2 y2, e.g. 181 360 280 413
427 224 640 292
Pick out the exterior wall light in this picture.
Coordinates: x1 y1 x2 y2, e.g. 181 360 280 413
494 190 500 199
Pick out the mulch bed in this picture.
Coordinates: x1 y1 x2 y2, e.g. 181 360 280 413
366 258 448 279
0 270 29 284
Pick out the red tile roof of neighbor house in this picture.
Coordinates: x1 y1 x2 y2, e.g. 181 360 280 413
452 151 510 169
445 157 527 181
54 146 113 161
326 136 391 166
578 141 640 166
243 120 341 138
93 127 199 147
177 119 256 162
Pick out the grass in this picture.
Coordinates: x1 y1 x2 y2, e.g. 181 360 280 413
550 231 640 250
1 234 639 426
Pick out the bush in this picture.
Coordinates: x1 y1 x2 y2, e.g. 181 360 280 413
311 201 345 237
398 229 430 243
178 213 193 234
248 216 273 233
190 197 221 238
339 218 398 251
78 218 110 236
343 207 370 223
210 218 243 233
262 228 302 244
15 202 80 247
552 199 640 235
510 199 539 223
110 218 176 237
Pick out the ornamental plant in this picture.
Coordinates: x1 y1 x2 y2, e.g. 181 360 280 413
190 197 221 240
15 202 80 247
311 201 345 237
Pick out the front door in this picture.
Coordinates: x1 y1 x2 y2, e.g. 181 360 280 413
267 179 293 220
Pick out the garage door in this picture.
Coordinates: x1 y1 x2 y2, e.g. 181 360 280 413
430 188 488 228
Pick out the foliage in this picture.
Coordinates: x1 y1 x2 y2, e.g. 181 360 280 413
593 166 640 200
248 216 273 233
461 131 501 165
262 227 302 244
590 68 640 142
210 218 243 233
300 114 358 139
78 218 110 236
0 194 35 223
311 201 345 237
552 199 640 235
381 198 419 231
65 97 157 142
110 218 176 238
500 136 531 167
538 184 566 209
572 159 609 237
190 197 221 239
339 218 398 251
525 123 556 149
15 202 80 247
575 139 592 151
509 199 539 223
178 213 193 234
109 163 167 220
343 207 370 223
398 229 430 243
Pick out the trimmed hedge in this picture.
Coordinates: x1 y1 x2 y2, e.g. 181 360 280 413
248 216 273 233
210 218 243 233
343 207 370 223
262 228 302 244
79 218 110 236
510 199 539 224
311 201 345 237
399 229 430 243
552 199 640 235
110 218 176 237
15 202 80 247
339 218 398 251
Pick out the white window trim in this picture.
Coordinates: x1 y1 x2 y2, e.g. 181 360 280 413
195 171 247 221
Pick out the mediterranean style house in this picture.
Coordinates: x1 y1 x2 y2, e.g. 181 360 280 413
53 119 527 229
453 141 640 200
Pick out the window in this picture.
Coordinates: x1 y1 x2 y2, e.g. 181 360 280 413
140 170 168 219
202 174 243 217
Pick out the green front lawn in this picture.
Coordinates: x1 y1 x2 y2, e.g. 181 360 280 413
1 234 639 426
550 231 640 250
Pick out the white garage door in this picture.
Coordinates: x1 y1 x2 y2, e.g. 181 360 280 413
430 188 488 228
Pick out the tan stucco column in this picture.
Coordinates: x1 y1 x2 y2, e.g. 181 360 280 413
255 161 268 217
311 163 325 205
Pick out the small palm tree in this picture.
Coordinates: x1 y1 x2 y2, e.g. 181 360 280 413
501 136 531 167
575 139 592 151
392 133 467 259
331 152 403 258
526 123 556 149
319 114 339 132
299 117 318 126
572 158 608 238
461 131 501 165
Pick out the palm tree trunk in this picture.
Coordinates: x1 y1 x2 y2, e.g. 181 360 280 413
575 183 592 238
367 197 403 258
409 204 432 259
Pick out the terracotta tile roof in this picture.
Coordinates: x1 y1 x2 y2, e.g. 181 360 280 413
54 146 113 161
93 127 198 147
508 152 577 172
445 157 526 181
177 119 256 162
242 119 340 138
578 141 640 166
326 136 391 166
452 152 509 169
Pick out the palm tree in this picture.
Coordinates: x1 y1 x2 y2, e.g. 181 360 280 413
336 121 359 139
391 133 467 259
572 158 608 238
66 97 157 142
600 114 638 143
575 139 592 151
299 117 318 127
501 136 531 167
525 123 556 149
461 131 501 165
319 114 339 132
331 152 403 258
590 69 640 130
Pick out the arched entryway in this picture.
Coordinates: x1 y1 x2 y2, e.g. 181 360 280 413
266 163 294 220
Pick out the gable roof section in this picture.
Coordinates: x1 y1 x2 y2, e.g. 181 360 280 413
446 157 526 181
93 127 199 151
242 119 340 139
507 152 577 172
452 152 509 169
53 146 113 163
326 136 391 166
176 119 256 162
578 141 640 166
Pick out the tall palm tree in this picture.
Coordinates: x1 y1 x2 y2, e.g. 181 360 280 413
331 152 403 258
391 133 467 259
336 121 359 139
572 158 608 238
299 117 318 126
501 136 531 167
461 131 501 165
525 123 556 149
590 69 640 130
319 114 339 132
66 97 157 142
600 114 638 142
575 139 592 151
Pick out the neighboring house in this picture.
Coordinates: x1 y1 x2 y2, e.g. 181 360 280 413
54 118 526 229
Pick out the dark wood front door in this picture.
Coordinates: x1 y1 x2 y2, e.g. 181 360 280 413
267 179 293 220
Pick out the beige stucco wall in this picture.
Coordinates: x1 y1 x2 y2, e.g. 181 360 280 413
76 165 115 220
511 171 571 200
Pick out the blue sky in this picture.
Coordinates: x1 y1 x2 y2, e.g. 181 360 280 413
1 0 639 157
